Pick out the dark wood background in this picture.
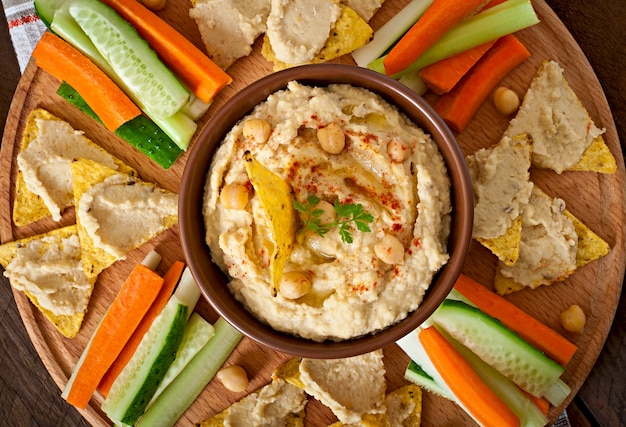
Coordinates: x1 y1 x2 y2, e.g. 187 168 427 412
0 1 623 426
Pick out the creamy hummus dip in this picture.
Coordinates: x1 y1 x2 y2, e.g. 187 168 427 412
503 60 605 174
78 174 178 259
4 234 91 316
498 187 578 288
204 82 451 341
266 0 341 65
17 117 122 221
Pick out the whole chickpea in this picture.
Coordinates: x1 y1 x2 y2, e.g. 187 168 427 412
374 234 405 265
243 118 272 144
493 87 521 116
314 199 337 225
560 304 586 333
141 0 166 11
279 271 312 300
216 365 249 392
220 183 249 210
317 122 346 154
387 139 412 162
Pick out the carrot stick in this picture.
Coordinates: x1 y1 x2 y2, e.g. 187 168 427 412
418 40 496 95
383 0 488 76
419 326 520 427
64 263 164 409
434 34 530 133
32 32 140 131
97 260 185 397
454 274 578 366
524 390 551 417
417 0 506 94
99 0 232 103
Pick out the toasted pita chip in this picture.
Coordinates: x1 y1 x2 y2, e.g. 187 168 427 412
13 108 136 226
262 3 373 70
0 225 96 338
71 158 177 277
494 202 610 295
195 379 306 427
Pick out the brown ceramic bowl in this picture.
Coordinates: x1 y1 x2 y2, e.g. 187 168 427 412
179 63 473 359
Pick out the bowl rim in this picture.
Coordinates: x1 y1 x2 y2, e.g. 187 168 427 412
179 63 473 359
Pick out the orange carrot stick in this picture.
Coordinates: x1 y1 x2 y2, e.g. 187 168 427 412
64 264 164 409
99 0 231 103
454 274 578 366
32 32 140 131
418 40 496 95
383 0 488 76
419 326 520 427
524 390 551 417
434 34 530 133
417 0 506 94
97 260 185 397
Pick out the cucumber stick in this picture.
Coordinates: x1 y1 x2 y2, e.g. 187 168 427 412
439 328 548 427
67 0 188 120
431 299 565 399
102 268 202 426
40 0 197 150
56 82 183 169
34 0 66 28
147 313 215 408
137 318 242 427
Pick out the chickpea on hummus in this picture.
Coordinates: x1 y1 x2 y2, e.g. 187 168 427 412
204 82 451 341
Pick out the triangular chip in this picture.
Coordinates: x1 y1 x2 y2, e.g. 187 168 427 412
244 151 296 296
494 188 610 295
476 215 523 266
71 158 178 277
503 60 615 174
466 134 533 265
262 2 373 70
13 108 136 226
195 378 307 427
0 225 97 338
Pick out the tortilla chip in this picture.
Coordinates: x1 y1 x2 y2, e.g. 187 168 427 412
244 151 297 297
195 379 306 427
568 134 617 173
71 158 177 277
494 209 610 295
13 108 136 227
262 3 373 70
0 225 96 338
476 215 523 266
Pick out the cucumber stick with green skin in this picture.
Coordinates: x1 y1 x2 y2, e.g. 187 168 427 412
67 0 189 120
102 268 202 426
56 82 183 169
431 299 565 399
137 317 243 427
39 0 197 150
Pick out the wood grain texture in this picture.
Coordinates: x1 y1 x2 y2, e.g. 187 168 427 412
0 0 624 426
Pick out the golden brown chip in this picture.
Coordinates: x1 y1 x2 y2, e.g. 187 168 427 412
71 158 177 278
12 108 136 226
272 357 305 389
494 209 610 295
568 134 617 173
244 152 297 296
0 225 96 338
262 3 373 70
476 215 523 266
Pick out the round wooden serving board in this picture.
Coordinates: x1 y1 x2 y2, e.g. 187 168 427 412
0 1 624 425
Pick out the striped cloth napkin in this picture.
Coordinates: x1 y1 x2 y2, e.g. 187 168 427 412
2 0 45 73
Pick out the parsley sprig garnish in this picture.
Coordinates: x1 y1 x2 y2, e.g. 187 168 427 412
294 195 374 244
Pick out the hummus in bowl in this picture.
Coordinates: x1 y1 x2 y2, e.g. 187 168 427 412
180 64 473 358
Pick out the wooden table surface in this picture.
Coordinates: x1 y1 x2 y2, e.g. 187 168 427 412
0 1 623 426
